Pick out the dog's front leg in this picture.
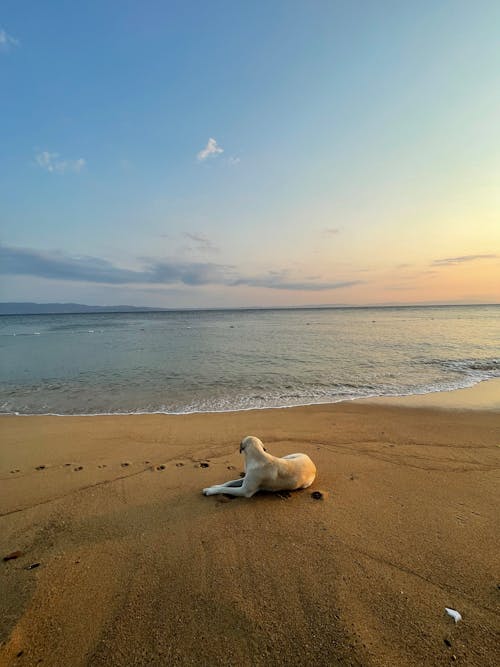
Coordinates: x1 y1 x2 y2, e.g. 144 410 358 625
217 478 245 488
203 480 257 498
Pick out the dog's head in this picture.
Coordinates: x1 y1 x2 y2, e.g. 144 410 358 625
239 436 267 455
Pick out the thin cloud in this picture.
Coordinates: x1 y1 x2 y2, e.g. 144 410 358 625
183 232 219 253
0 244 364 292
228 156 240 165
432 254 497 266
197 138 223 161
35 151 86 174
384 285 419 291
0 28 19 51
231 270 364 292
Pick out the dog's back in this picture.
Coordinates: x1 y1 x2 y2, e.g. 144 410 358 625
257 451 316 492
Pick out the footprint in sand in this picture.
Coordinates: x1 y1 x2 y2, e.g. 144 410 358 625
35 465 46 471
73 466 83 472
10 469 20 474
120 462 130 468
197 462 210 468
156 464 166 471
217 494 237 503
175 462 184 468
97 464 107 469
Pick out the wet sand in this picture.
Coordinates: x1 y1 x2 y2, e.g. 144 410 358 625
1 381 499 666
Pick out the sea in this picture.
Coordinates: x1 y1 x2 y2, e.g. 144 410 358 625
0 305 498 416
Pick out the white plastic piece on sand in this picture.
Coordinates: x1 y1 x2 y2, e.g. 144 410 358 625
445 607 462 623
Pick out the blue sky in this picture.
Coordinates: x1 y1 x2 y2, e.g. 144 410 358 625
1 1 499 307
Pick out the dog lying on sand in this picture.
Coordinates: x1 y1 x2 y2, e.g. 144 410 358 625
202 436 316 498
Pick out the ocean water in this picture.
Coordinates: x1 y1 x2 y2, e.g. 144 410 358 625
0 305 498 415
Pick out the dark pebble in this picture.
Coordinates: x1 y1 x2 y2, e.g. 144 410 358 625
444 638 452 648
311 491 324 500
3 550 23 562
26 562 40 570
16 650 24 658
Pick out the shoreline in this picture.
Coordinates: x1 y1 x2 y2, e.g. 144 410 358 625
1 381 499 665
2 376 499 419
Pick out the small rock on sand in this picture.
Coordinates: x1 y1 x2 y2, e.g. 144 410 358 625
3 550 23 562
311 490 328 500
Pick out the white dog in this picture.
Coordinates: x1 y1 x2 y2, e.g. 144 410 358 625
202 436 316 498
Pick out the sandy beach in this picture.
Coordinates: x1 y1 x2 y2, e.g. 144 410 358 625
1 381 499 666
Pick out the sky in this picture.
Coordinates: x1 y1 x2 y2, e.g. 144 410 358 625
1 0 499 308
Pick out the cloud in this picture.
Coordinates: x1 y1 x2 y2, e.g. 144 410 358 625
1 245 148 284
197 138 223 161
0 244 230 286
0 244 364 292
35 151 86 174
0 28 19 51
228 156 240 165
230 270 364 292
432 254 497 267
182 232 219 253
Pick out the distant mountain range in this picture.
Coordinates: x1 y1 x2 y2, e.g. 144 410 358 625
0 302 170 315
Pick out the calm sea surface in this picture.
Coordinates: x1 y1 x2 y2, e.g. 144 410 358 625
0 306 498 415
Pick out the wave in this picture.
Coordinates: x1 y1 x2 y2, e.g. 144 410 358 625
423 357 500 377
1 374 497 417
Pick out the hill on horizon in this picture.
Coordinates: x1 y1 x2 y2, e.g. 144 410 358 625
0 302 170 315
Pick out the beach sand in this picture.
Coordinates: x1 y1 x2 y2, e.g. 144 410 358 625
1 382 499 666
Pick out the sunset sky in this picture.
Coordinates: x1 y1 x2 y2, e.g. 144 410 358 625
1 1 499 308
